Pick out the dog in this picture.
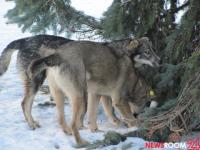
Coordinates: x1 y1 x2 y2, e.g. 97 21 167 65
27 38 160 146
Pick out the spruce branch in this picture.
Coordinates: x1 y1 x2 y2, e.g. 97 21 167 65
161 1 190 19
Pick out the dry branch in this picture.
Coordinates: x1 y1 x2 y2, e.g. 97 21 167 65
140 70 200 135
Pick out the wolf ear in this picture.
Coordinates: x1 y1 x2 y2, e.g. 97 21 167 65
125 39 140 56
138 37 152 47
126 39 139 50
138 37 150 44
140 37 149 41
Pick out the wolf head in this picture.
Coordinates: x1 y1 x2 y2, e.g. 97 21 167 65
126 37 160 67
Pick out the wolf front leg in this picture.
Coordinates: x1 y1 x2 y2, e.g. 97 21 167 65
87 93 100 132
100 96 121 126
112 99 138 127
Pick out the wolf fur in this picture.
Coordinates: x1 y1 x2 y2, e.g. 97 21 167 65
28 39 160 145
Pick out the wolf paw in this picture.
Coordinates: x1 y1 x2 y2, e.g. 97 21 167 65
78 126 87 130
112 118 122 126
29 120 40 130
90 127 102 133
126 119 140 128
79 139 90 147
63 128 72 135
88 124 98 132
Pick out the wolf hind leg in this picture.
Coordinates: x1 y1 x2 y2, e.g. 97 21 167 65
76 96 87 130
21 72 45 129
66 73 88 145
47 75 72 135
70 95 89 146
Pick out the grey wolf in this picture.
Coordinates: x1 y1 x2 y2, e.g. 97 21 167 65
28 38 160 146
0 35 72 129
87 37 160 132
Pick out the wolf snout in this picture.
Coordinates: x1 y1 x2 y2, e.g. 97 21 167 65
152 57 161 67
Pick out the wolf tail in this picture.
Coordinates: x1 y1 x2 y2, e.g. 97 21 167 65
28 54 62 79
0 38 26 76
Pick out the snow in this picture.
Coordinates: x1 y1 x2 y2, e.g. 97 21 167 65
0 1 176 150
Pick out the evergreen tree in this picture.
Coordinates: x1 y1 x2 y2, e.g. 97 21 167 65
6 0 199 59
5 0 102 37
101 0 194 63
164 0 200 63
